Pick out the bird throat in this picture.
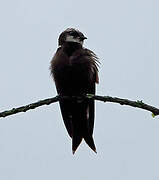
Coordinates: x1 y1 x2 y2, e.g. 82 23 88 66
66 35 83 45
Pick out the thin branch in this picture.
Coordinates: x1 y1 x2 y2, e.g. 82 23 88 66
0 95 159 118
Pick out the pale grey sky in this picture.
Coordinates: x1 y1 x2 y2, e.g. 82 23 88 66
0 0 159 179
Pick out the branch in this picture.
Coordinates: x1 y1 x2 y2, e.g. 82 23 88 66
0 95 159 118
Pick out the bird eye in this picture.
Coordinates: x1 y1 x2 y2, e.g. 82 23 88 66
69 31 78 37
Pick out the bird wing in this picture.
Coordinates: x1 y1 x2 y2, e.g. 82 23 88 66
69 48 99 152
50 47 74 137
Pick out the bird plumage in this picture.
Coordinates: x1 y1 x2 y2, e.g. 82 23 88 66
50 28 99 153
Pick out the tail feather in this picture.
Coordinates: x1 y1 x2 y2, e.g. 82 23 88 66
84 135 97 153
71 100 96 154
72 135 82 154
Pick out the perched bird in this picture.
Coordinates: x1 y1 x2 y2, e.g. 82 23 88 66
50 28 99 154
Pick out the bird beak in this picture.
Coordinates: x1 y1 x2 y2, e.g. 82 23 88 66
80 36 87 41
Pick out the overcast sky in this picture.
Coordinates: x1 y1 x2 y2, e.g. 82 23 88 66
0 0 159 179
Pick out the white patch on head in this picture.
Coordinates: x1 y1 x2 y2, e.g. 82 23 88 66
66 35 83 45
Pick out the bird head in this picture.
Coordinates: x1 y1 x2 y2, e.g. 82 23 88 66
58 28 87 46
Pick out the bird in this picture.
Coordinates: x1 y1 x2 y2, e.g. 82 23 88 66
50 28 99 154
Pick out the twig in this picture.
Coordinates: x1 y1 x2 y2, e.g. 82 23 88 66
0 95 159 118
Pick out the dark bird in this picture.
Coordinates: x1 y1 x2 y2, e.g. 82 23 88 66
50 28 99 154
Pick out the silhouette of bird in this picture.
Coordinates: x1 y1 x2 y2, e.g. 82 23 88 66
50 28 99 154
